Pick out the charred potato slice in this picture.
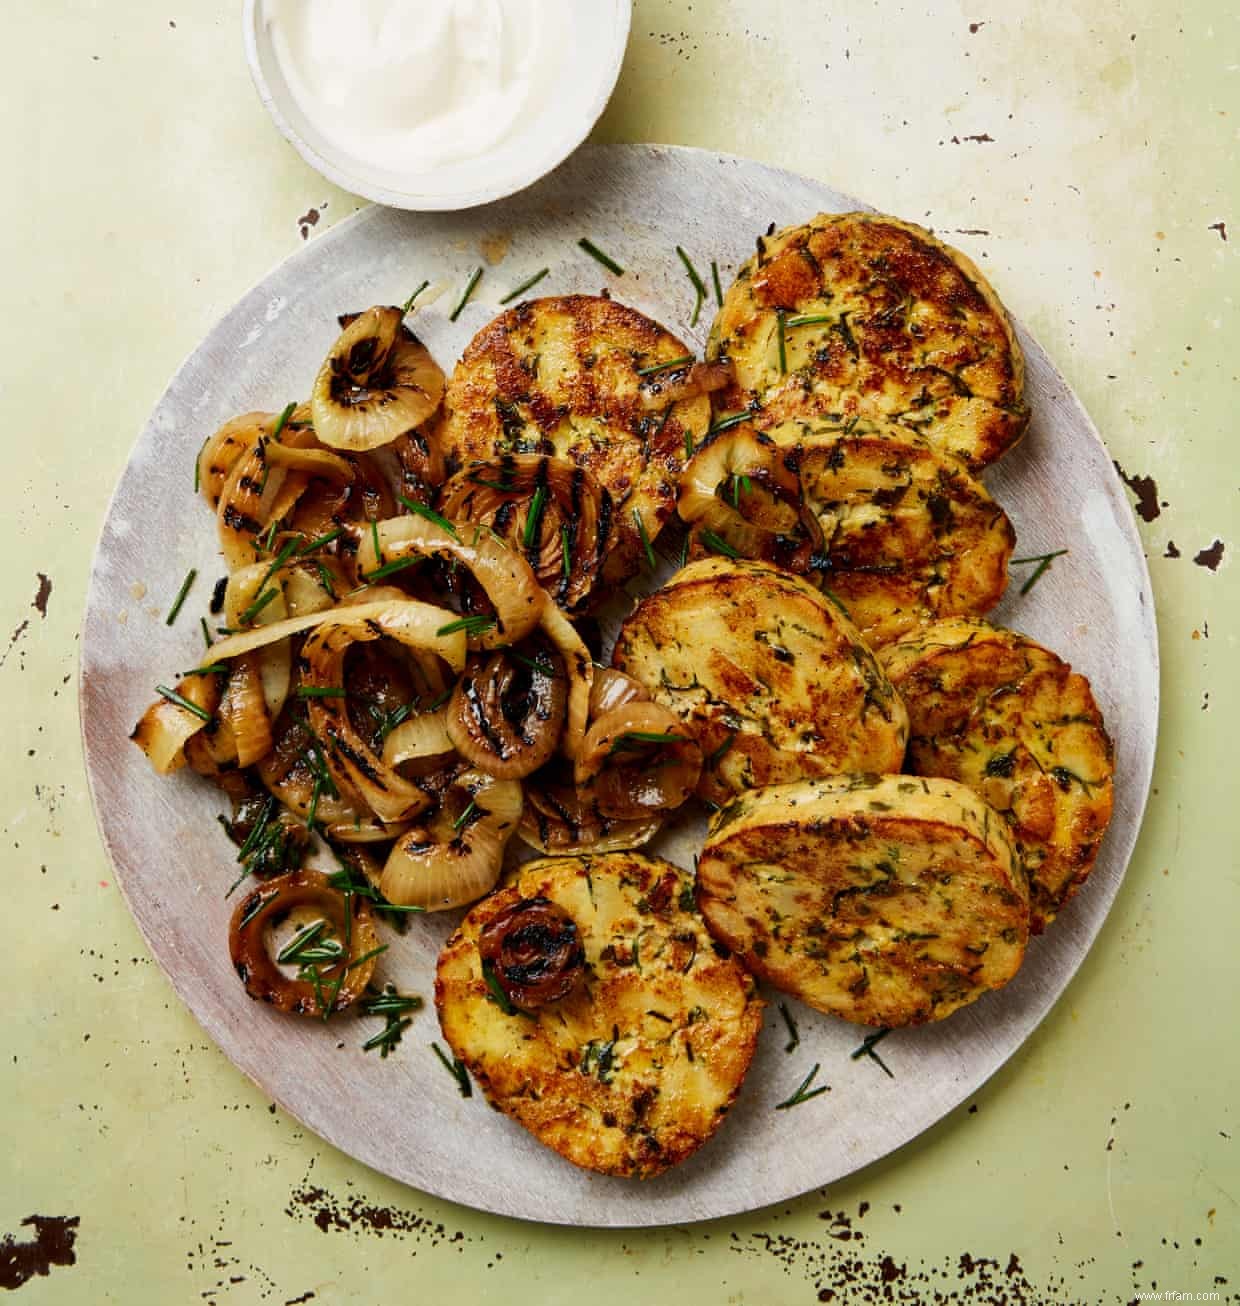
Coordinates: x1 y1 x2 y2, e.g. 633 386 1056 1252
435 295 711 589
697 774 1029 1026
707 213 1028 472
611 557 909 804
880 619 1115 931
435 851 763 1179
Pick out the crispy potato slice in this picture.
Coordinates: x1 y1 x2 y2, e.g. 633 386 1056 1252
707 213 1028 471
435 851 763 1179
880 619 1115 931
611 557 909 804
697 774 1029 1026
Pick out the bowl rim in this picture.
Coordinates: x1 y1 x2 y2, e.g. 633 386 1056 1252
242 0 632 212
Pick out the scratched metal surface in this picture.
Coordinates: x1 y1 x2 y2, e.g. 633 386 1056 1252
3 0 1237 1299
79 144 1157 1228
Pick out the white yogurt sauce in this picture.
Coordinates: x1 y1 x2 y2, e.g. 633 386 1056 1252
265 0 567 173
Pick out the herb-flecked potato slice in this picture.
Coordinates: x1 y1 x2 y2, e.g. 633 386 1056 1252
434 295 711 590
697 774 1029 1026
880 619 1115 931
611 557 909 804
706 213 1028 472
435 851 763 1179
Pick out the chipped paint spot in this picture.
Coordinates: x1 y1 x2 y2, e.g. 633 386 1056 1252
1208 221 1228 242
0 1215 80 1290
298 203 327 240
1113 461 1164 522
33 574 51 618
1164 540 1181 558
1193 539 1225 571
285 1171 474 1247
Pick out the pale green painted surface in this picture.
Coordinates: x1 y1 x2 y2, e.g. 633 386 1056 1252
1 2 1236 1301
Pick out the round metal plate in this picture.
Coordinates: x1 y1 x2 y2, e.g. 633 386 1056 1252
80 144 1158 1227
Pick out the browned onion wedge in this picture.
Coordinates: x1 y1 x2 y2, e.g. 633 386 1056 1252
447 643 566 780
518 761 664 855
221 652 273 769
229 869 380 1017
638 359 733 411
588 667 649 718
477 897 585 1011
389 428 446 505
130 672 222 775
438 455 610 613
678 424 824 573
573 702 703 821
198 412 271 509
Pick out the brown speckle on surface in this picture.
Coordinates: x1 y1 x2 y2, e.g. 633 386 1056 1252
1165 540 1181 558
1113 461 1163 522
285 1172 474 1248
0 1215 80 1290
1193 539 1225 571
1209 221 1228 241
951 133 995 143
298 204 327 241
33 573 52 618
968 21 984 32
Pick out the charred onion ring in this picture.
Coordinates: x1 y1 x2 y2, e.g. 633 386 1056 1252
380 769 523 910
229 868 380 1016
437 455 610 613
573 702 703 820
447 643 566 780
518 761 664 855
477 897 585 1011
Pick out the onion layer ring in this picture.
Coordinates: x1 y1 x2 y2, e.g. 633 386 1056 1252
477 897 585 1011
573 702 703 820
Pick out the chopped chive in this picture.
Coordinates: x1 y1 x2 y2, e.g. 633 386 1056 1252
235 796 277 862
684 428 695 463
155 684 212 722
345 943 389 973
711 259 724 306
778 1002 800 1054
300 526 343 555
258 538 299 592
422 686 453 711
510 649 557 677
776 310 787 374
370 518 382 565
260 519 279 554
398 495 459 539
271 401 297 443
610 730 686 753
700 529 739 559
481 957 531 1018
361 992 423 1017
436 614 496 638
850 1027 895 1078
365 554 423 583
183 663 227 677
706 411 751 436
676 245 707 297
705 728 738 769
561 526 571 578
200 617 213 649
578 237 624 275
786 313 835 328
401 280 430 314
296 685 346 699
633 508 656 571
431 1042 473 1096
239 586 279 626
499 267 549 305
775 1062 829 1109
452 800 478 831
165 568 198 626
363 1017 413 1057
314 561 336 599
276 919 328 966
524 484 548 549
194 435 208 493
1011 548 1069 596
449 267 483 322
636 354 694 377
467 474 518 492
238 891 271 928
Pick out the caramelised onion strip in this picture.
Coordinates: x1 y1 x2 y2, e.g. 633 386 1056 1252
437 455 610 613
478 897 585 1011
382 708 454 767
301 622 447 824
538 601 593 761
637 359 733 411
216 434 296 572
518 762 663 855
678 425 824 571
198 412 271 509
229 869 380 1017
447 645 566 780
130 673 223 775
357 514 544 650
224 562 291 720
198 599 466 676
221 652 274 769
573 702 703 821
588 667 649 718
380 769 523 911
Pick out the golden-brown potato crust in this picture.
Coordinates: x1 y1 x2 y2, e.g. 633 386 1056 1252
611 557 909 805
434 295 711 589
435 851 763 1179
707 213 1028 471
697 774 1029 1026
880 619 1115 931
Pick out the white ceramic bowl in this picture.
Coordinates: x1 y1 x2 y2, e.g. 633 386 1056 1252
243 0 631 211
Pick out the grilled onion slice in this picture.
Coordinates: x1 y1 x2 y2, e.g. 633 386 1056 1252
438 455 610 613
229 869 380 1016
311 307 445 452
130 673 222 775
518 761 664 855
637 359 733 411
447 643 566 780
573 702 703 820
477 897 585 1011
380 769 523 910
